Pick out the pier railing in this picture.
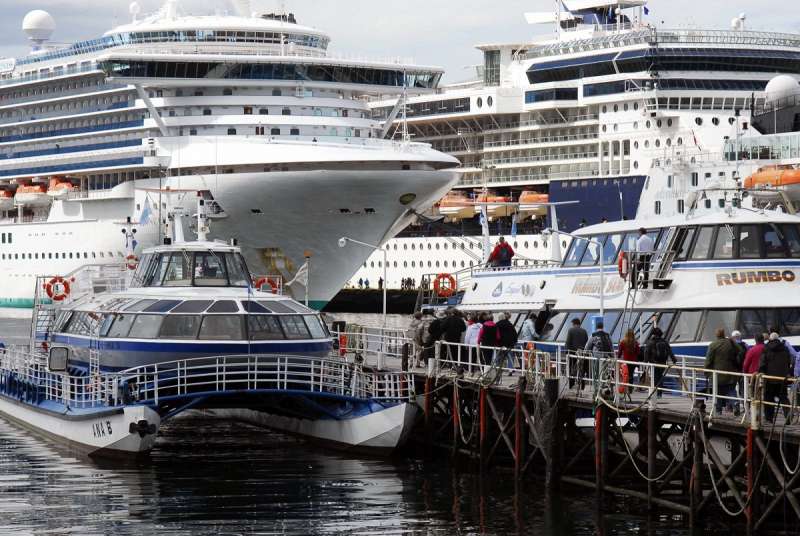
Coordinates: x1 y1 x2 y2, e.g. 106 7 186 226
331 327 414 368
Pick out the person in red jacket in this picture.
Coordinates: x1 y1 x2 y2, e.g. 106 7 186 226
489 237 515 267
742 333 766 374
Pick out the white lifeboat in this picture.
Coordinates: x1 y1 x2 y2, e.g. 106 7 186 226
47 177 77 199
0 190 13 211
518 191 549 219
14 183 51 207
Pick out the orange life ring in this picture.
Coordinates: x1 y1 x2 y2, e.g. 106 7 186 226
523 341 535 370
433 273 457 298
254 277 279 294
618 362 630 394
44 276 71 301
617 251 629 279
126 254 139 270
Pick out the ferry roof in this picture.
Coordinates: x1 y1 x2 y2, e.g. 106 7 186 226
143 240 241 255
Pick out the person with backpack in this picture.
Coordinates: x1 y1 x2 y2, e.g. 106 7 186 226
584 321 613 393
565 318 589 388
617 329 641 395
644 327 676 398
496 312 519 375
414 311 434 367
478 314 500 369
760 332 793 422
704 328 742 416
488 237 515 268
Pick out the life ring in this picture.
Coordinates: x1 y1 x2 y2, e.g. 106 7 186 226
433 273 457 298
617 251 629 279
126 254 139 270
254 277 279 294
44 276 71 302
618 362 630 394
523 341 535 370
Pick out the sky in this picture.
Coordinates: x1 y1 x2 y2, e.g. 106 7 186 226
1 0 799 82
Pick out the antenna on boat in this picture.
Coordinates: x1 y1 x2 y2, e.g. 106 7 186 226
196 193 209 242
400 73 410 143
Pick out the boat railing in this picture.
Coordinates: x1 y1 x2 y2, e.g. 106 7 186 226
331 327 415 368
432 341 793 423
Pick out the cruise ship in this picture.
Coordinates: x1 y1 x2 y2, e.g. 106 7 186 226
350 0 800 288
0 0 459 309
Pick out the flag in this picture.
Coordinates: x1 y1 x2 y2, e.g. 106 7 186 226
511 213 518 238
643 6 650 15
139 197 152 225
287 260 309 287
480 205 492 262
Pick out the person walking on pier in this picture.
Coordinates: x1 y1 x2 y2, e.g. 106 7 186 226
441 308 467 363
585 321 613 394
518 313 537 344
358 277 364 289
465 313 483 371
496 312 519 375
704 328 742 416
760 332 793 422
743 333 766 374
478 314 500 371
643 327 676 397
565 318 588 388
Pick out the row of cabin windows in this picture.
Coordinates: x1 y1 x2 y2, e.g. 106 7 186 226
62 312 327 341
565 224 800 266
0 233 11 244
540 308 800 345
0 251 121 261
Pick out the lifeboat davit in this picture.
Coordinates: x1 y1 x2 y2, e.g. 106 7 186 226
14 183 51 207
475 192 514 218
744 165 800 201
439 191 474 220
0 190 13 211
47 177 77 199
518 191 549 218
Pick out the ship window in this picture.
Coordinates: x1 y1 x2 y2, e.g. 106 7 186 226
124 299 159 311
579 235 605 266
712 226 735 259
227 128 237 135
690 226 715 260
247 315 284 340
159 315 202 339
271 128 281 135
259 108 268 115
738 225 760 258
290 128 300 135
563 238 588 267
193 252 229 286
243 106 253 115
241 300 270 313
304 315 327 338
284 301 314 314
106 314 136 338
198 315 244 340
272 89 282 96
127 315 163 339
279 315 311 339
556 312 585 342
207 300 239 313
258 300 293 314
763 225 787 258
782 224 800 257
602 234 622 264
699 310 737 342
203 108 212 115
152 253 192 286
144 300 183 313
669 310 702 343
282 108 291 115
170 300 214 313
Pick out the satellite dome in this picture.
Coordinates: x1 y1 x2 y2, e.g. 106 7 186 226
22 10 56 42
765 75 800 103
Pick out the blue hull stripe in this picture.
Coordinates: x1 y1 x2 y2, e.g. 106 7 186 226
50 334 332 354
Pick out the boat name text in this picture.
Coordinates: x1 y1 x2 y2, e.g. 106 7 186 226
716 270 796 286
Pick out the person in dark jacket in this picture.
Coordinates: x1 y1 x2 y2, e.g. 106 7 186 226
584 321 613 393
760 332 792 422
440 308 467 362
488 237 515 268
477 314 499 367
564 318 588 388
496 312 519 374
644 327 676 398
704 328 742 415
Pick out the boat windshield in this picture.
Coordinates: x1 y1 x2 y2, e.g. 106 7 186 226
139 250 251 287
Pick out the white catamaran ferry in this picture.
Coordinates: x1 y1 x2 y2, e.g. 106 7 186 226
0 0 459 309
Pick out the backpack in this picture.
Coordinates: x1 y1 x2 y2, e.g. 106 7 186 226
654 339 671 363
593 331 613 354
481 322 499 346
497 245 510 262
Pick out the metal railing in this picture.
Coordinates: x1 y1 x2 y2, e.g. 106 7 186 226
332 327 414 368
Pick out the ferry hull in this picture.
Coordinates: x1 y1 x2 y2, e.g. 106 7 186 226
0 397 160 456
204 402 418 453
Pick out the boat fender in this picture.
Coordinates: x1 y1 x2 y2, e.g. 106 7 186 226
617 251 629 280
126 254 139 270
44 276 72 301
433 273 457 298
129 419 157 438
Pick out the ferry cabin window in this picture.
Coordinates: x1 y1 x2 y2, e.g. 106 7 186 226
279 315 311 339
579 235 604 266
669 311 703 343
172 300 214 313
738 225 760 258
602 234 623 265
207 300 239 313
106 314 135 338
226 254 250 286
700 310 737 342
194 252 228 286
712 227 735 259
764 225 787 257
783 224 800 257
258 300 294 314
248 315 284 340
539 312 566 342
563 238 588 267
620 232 639 253
690 227 715 260
127 315 163 339
159 315 202 339
304 315 328 339
198 315 244 340
144 300 182 313
241 300 270 313
556 312 585 342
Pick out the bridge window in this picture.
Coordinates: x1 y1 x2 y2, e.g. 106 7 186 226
712 226 735 259
304 315 328 339
279 315 311 339
689 226 715 260
199 315 244 340
675 227 696 260
247 315 284 340
159 315 202 339
127 314 163 339
738 225 760 258
105 314 135 338
563 238 588 267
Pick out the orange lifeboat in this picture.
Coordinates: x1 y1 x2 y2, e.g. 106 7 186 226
518 191 549 219
438 191 474 220
47 177 77 199
0 190 13 211
744 165 800 201
14 183 51 207
475 191 513 218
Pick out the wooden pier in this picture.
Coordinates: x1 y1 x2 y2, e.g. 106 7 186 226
340 331 800 533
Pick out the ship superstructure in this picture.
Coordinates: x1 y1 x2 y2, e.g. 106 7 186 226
351 0 800 288
0 0 459 308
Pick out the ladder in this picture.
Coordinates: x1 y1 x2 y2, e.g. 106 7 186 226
29 278 56 354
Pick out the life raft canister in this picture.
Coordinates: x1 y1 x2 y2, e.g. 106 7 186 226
433 273 457 298
44 276 71 302
617 251 629 279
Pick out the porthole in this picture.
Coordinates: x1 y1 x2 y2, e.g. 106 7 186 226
477 97 483 108
655 139 661 148
712 117 720 126
435 243 440 250
602 105 607 113
403 244 407 250
695 117 703 126
728 117 736 125
613 124 618 132
524 241 529 248
633 121 638 129
646 120 651 129
634 102 639 111
623 103 628 111
633 161 639 169
602 125 607 132
443 261 448 268
666 138 672 147
667 119 673 127
644 140 650 148
403 261 408 268
656 119 662 128
487 96 493 107
411 244 415 250
534 242 539 248
634 141 639 149
613 104 619 112
677 137 683 145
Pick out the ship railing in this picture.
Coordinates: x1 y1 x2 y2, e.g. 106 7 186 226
331 327 415 368
432 341 797 423
481 132 598 149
